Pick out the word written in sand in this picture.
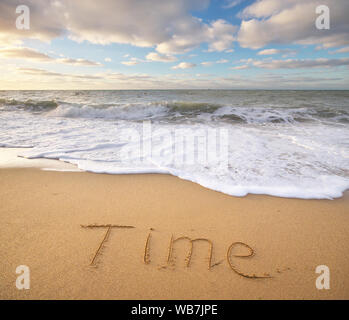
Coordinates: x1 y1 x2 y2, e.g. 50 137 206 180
81 224 272 279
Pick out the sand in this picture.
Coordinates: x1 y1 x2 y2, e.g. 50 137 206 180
0 168 348 300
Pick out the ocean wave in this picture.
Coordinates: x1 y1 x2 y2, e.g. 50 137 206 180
1 96 348 124
46 103 169 120
0 98 58 112
1 90 348 200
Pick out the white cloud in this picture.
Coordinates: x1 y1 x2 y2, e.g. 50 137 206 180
4 65 347 90
121 61 140 66
231 65 250 70
201 62 214 66
172 62 196 69
0 1 236 55
231 57 349 70
216 59 229 63
64 0 236 54
258 49 279 55
64 0 210 47
331 46 349 54
238 0 349 49
104 57 112 62
201 59 229 66
18 68 63 77
156 19 236 54
239 0 292 19
57 58 101 66
121 57 143 66
16 67 151 82
0 47 101 66
205 20 237 52
0 47 53 62
146 52 177 62
252 58 349 69
222 0 244 9
0 0 66 46
239 58 254 63
257 48 297 56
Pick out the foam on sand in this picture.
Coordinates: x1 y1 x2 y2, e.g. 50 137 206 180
1 90 348 199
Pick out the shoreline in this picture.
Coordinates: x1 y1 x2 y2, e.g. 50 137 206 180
0 167 348 299
1 147 348 200
0 147 81 171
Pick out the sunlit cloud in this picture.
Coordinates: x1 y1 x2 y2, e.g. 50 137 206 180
238 0 349 49
257 49 297 56
146 52 177 62
0 0 348 89
0 47 102 66
172 62 197 69
252 58 349 69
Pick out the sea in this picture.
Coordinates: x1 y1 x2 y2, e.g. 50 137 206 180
1 90 348 199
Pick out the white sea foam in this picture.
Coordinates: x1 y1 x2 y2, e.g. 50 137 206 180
0 90 348 199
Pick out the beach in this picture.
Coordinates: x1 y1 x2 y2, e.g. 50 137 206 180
1 0 349 305
1 89 348 300
1 167 348 299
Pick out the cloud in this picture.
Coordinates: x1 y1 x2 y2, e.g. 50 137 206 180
146 52 177 62
0 47 53 62
238 0 349 49
172 62 196 69
121 61 140 66
201 62 214 66
56 58 101 66
0 46 101 66
12 67 174 89
17 67 63 77
252 58 349 69
231 57 349 70
64 0 209 47
16 67 150 82
231 65 250 70
331 46 349 54
257 48 297 56
9 66 347 90
201 59 229 66
239 58 254 63
0 0 66 45
104 57 112 62
17 67 104 80
155 19 236 54
239 0 291 19
121 57 144 66
222 0 244 9
0 47 101 66
0 1 236 55
4 64 347 90
64 0 235 54
205 20 237 52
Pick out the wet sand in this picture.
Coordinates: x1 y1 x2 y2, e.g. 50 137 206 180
0 168 348 299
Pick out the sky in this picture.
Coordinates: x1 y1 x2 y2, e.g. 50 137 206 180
0 0 349 90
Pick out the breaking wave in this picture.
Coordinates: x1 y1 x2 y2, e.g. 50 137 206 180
1 90 348 199
2 97 348 124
